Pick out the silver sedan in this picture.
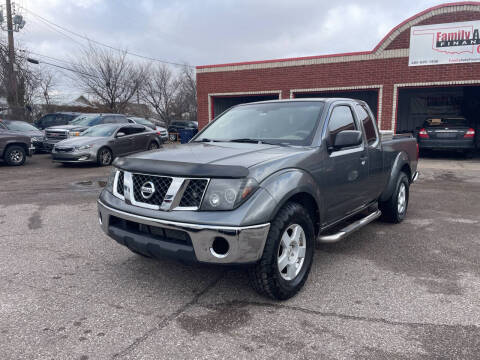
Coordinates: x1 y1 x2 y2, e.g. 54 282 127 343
51 123 162 166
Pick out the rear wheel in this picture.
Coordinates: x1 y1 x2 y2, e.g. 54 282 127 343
97 147 113 166
5 145 26 166
248 202 315 300
379 171 409 223
148 141 159 150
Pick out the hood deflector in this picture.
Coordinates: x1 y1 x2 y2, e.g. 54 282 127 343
113 157 249 178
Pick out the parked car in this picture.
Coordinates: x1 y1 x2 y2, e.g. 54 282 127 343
0 120 44 151
97 98 418 299
34 112 80 130
127 116 168 141
43 113 130 152
417 117 476 157
52 123 162 166
0 125 34 166
167 120 198 141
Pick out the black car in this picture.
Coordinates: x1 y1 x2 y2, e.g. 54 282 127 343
418 117 476 156
34 112 81 130
0 120 44 151
167 120 198 141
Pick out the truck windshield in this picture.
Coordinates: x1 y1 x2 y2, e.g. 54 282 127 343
70 114 100 126
196 101 324 146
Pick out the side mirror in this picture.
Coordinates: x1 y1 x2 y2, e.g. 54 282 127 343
332 130 362 150
116 132 126 138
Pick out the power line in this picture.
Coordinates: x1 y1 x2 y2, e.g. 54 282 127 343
19 5 193 68
26 14 86 47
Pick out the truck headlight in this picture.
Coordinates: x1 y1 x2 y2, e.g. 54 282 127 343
105 168 117 193
200 178 258 211
69 131 81 137
32 136 43 142
75 144 92 151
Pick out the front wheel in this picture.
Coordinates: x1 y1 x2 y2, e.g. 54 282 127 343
248 202 315 300
379 171 409 223
97 147 113 166
5 145 26 166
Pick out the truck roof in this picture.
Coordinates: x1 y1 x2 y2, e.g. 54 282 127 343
236 98 366 106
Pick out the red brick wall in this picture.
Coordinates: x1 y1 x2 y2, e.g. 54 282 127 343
197 6 480 132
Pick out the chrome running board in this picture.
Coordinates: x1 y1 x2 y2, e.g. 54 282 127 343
317 210 382 243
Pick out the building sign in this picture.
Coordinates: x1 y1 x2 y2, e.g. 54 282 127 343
409 20 480 66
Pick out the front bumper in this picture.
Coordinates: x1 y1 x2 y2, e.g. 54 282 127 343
52 150 95 163
97 199 270 264
418 138 475 150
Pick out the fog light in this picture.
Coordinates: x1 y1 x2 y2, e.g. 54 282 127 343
210 237 229 258
78 156 89 161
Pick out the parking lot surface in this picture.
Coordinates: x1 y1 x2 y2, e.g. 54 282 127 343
1 154 480 359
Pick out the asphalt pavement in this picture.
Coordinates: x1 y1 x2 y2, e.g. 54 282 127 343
1 153 479 360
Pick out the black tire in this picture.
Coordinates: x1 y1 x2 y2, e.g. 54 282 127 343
379 171 409 223
148 141 159 150
248 202 315 300
5 145 26 166
97 147 113 166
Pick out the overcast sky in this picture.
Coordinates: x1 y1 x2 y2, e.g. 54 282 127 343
6 0 450 100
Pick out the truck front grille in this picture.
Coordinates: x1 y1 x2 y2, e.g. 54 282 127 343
117 171 124 196
46 130 68 141
132 174 173 206
113 171 209 211
179 179 208 207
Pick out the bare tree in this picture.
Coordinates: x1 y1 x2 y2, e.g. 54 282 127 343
71 44 145 113
173 65 197 121
38 69 56 108
140 64 180 125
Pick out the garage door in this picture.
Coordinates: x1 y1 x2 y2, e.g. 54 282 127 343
396 86 480 136
212 94 280 119
294 90 379 120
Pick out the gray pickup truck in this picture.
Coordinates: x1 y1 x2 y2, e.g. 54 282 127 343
0 126 34 166
98 99 418 299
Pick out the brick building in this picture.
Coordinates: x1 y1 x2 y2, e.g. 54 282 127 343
196 2 480 136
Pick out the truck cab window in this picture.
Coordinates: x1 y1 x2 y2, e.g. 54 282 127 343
328 106 356 145
357 105 378 145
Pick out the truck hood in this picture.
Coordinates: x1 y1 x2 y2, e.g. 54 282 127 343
7 129 43 138
114 142 313 179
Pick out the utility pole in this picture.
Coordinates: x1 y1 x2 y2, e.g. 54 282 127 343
5 0 17 115
2 0 25 118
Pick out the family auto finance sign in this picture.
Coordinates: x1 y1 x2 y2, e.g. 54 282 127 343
409 20 480 66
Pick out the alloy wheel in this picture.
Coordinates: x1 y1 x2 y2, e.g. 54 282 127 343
10 149 24 164
397 183 406 214
277 224 306 281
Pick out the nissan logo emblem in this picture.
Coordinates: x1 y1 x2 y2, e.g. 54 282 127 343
140 181 155 199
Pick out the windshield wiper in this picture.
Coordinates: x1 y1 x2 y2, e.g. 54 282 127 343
194 138 221 143
228 138 279 146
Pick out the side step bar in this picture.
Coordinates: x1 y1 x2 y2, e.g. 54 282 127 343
317 210 382 243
